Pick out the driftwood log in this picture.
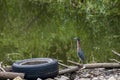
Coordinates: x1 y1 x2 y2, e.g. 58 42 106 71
0 72 25 79
67 60 120 69
59 61 120 75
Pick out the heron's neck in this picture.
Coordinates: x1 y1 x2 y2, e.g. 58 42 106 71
77 40 81 51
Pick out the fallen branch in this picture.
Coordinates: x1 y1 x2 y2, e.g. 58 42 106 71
67 60 83 66
59 66 79 75
112 50 120 57
109 59 120 64
68 60 120 69
0 62 5 72
58 63 70 68
0 72 25 79
84 63 120 69
4 66 12 72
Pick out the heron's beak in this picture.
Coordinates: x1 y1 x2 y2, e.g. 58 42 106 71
74 37 78 40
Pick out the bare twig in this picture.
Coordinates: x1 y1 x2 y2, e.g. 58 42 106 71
109 59 120 64
4 66 12 72
58 63 70 68
58 60 63 63
59 66 79 75
67 60 83 66
112 50 120 57
0 62 6 72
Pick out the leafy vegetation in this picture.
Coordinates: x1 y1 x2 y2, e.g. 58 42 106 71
0 0 120 64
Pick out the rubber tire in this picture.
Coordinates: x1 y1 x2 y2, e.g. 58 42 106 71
12 58 58 80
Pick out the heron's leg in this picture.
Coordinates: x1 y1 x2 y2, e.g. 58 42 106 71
80 61 86 69
82 64 86 69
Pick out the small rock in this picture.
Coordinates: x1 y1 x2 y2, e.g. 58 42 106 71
98 76 106 80
54 77 59 80
108 76 116 80
55 76 69 80
92 77 99 80
76 78 90 80
45 78 54 80
114 74 118 79
84 73 91 78
74 76 79 80
61 76 69 80
13 76 23 80
37 78 42 80
117 76 120 80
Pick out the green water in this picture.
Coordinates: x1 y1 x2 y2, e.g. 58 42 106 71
0 0 120 64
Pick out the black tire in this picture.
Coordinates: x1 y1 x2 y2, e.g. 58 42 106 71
12 58 58 80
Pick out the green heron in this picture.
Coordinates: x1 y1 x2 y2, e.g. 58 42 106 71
74 38 85 63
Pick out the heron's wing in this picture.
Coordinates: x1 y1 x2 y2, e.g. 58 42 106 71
78 50 85 61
